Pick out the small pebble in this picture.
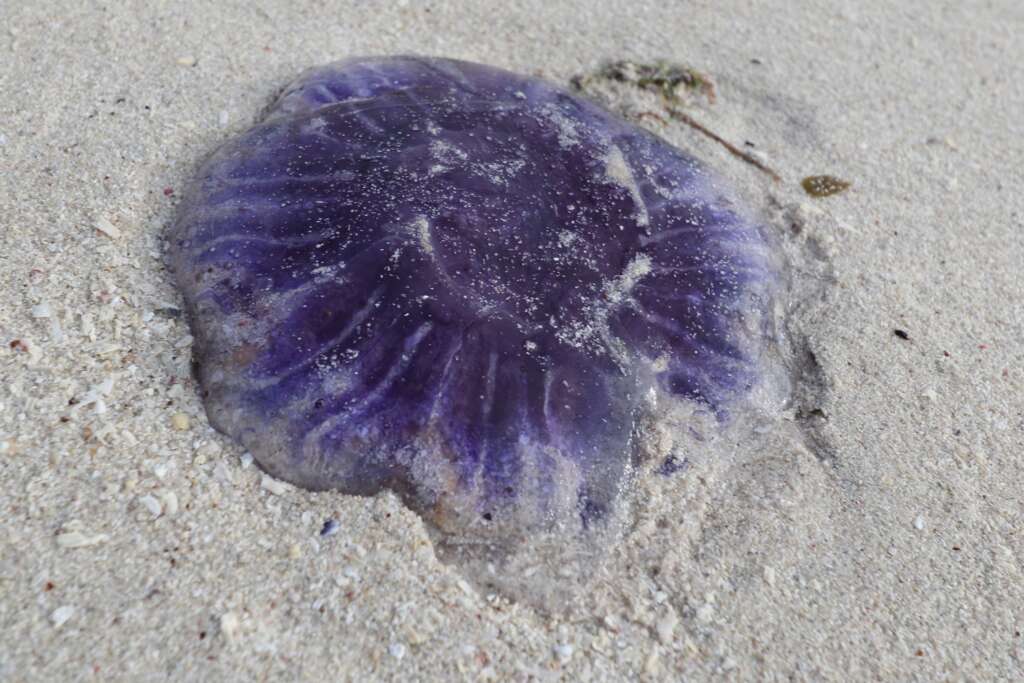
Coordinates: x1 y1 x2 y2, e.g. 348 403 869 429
696 603 715 623
655 610 677 644
50 605 75 628
404 623 429 646
139 494 162 517
320 519 339 537
55 530 108 548
261 475 288 495
748 149 771 166
170 412 190 431
220 612 240 643
914 515 925 531
389 642 407 660
239 452 253 468
30 303 52 319
159 490 179 516
213 461 234 484
177 55 197 67
94 216 121 239
553 643 574 664
456 578 475 597
644 650 662 677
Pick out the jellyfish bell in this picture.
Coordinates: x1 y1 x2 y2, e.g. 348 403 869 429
169 56 775 578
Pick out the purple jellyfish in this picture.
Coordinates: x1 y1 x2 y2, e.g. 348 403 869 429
169 56 773 538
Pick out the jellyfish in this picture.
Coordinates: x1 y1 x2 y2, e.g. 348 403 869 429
169 56 774 541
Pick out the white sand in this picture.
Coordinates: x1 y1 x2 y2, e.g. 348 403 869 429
2 1 1023 680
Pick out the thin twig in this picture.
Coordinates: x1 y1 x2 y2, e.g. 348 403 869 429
665 105 782 182
573 62 782 182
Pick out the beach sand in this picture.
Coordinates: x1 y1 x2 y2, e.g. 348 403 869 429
1 1 1022 680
